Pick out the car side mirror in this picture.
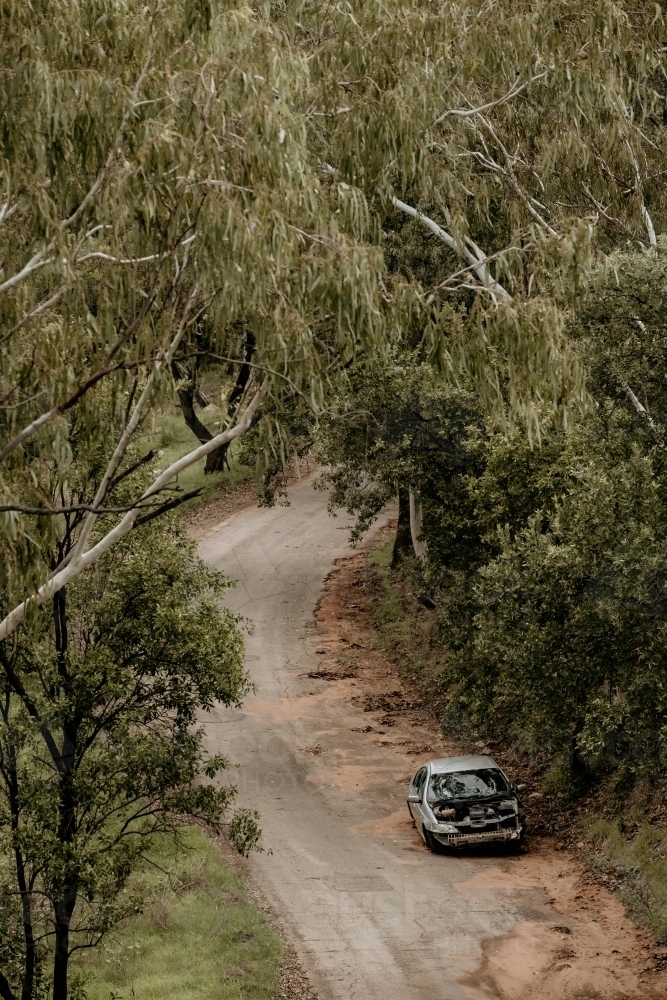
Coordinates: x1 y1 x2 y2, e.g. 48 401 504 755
407 794 421 803
515 783 528 794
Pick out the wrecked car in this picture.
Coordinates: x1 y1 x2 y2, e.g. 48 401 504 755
407 754 527 851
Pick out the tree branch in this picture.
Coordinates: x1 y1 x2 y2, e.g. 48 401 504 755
70 283 199 562
0 969 17 1000
0 285 70 346
433 72 547 125
76 234 196 265
0 646 64 773
0 379 269 642
0 33 157 297
132 487 204 528
625 138 656 247
623 383 655 428
0 498 171 516
391 197 511 301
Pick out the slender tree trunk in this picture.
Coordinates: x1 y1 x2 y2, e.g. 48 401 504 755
0 691 24 1000
8 752 37 1000
52 893 75 1000
392 486 412 566
18 868 36 1000
51 591 78 1000
0 971 17 1000
409 491 427 558
53 589 68 686
173 333 256 473
204 332 256 474
175 380 214 447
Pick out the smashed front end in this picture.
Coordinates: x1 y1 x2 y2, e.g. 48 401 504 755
425 766 525 847
430 797 523 846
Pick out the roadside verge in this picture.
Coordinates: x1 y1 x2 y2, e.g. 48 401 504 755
311 530 667 998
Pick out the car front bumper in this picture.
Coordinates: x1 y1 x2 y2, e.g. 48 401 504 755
434 827 521 846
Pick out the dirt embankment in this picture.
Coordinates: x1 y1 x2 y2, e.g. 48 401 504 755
313 545 667 1000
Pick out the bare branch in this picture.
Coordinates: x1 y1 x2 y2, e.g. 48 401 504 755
0 356 151 465
391 197 511 301
625 138 656 246
474 116 560 239
0 498 170 516
0 250 51 296
70 283 199 562
0 201 17 226
623 383 655 428
76 234 196 266
0 29 157 298
432 245 525 293
0 285 70 346
0 390 47 411
433 72 547 125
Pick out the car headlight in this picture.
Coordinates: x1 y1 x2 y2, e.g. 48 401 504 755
436 823 458 833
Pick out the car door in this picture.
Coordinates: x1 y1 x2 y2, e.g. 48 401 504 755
408 766 428 831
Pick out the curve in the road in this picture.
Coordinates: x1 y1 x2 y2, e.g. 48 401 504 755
198 475 638 1000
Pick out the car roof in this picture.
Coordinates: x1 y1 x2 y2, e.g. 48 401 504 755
427 755 500 774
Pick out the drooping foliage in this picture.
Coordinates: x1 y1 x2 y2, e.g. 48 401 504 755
0 0 395 635
2 2 667 994
3 0 666 640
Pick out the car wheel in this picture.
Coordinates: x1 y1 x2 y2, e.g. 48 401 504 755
423 826 444 854
507 829 526 853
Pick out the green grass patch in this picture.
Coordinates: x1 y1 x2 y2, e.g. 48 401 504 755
75 827 283 1000
583 813 667 944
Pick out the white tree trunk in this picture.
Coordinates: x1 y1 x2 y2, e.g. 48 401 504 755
409 491 427 559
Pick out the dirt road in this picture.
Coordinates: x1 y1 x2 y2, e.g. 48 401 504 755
198 474 665 1000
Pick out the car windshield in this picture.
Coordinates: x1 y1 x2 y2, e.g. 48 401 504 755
427 768 509 801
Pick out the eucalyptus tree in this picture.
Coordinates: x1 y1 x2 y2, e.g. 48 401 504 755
4 0 662 642
0 0 394 643
0 7 393 993
306 0 666 557
316 353 485 564
294 0 664 415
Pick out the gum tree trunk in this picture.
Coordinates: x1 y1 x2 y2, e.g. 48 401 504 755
177 382 214 448
204 332 255 473
409 491 427 558
392 486 412 566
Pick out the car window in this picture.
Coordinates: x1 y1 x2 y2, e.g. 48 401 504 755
412 767 427 796
427 768 509 801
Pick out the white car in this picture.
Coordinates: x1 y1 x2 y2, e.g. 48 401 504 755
407 754 527 851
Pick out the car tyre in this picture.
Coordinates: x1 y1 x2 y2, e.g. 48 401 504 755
423 826 445 854
507 828 526 854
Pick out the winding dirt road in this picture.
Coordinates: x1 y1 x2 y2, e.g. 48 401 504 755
198 474 665 1000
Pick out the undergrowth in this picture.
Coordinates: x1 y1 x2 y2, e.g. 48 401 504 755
74 827 283 1000
363 534 667 944
583 814 667 943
